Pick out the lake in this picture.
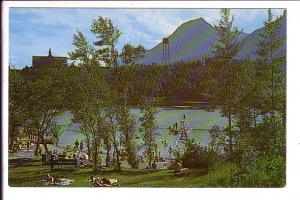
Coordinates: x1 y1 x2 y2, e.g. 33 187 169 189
54 108 228 159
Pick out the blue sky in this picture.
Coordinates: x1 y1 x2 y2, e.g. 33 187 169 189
9 8 284 68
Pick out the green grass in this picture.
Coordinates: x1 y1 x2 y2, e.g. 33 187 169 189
9 109 231 187
9 159 234 187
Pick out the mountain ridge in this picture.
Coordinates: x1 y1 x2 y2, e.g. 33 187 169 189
139 14 286 65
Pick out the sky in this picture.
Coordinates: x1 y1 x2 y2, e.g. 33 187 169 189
9 8 284 68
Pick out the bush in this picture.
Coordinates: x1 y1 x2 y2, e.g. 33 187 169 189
125 141 139 169
178 139 220 169
233 117 286 187
233 151 285 187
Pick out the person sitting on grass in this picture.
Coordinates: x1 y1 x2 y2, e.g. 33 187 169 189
53 174 61 185
45 174 54 184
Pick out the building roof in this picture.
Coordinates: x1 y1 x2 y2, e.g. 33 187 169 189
32 48 67 67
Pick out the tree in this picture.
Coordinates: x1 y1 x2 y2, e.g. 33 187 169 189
71 71 106 171
71 66 107 171
68 29 99 71
69 28 108 171
120 43 146 65
256 9 285 121
232 9 286 187
98 119 112 167
139 99 158 167
9 68 27 151
104 94 122 170
91 16 122 67
21 66 66 155
212 8 241 159
117 106 138 168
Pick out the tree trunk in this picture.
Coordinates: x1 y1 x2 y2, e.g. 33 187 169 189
113 138 121 170
109 116 121 170
34 136 40 156
93 140 98 171
40 133 49 154
253 107 257 128
86 134 91 158
105 145 110 167
148 148 152 167
227 57 233 160
9 127 16 151
42 143 49 154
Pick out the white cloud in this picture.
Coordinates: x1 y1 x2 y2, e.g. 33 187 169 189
10 8 285 67
125 9 183 36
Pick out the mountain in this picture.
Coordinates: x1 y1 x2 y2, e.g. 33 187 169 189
139 18 220 65
139 15 286 65
236 14 286 60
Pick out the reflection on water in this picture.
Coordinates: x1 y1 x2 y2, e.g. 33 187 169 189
11 108 228 159
58 108 227 158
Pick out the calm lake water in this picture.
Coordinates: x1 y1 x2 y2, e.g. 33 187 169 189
11 108 227 160
55 108 228 158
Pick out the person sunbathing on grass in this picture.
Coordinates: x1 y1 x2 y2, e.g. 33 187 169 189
88 175 119 187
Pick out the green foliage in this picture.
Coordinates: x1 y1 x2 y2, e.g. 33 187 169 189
9 10 286 187
177 139 220 169
209 8 242 159
256 9 286 116
117 107 139 168
91 16 122 67
68 30 99 70
208 125 223 152
9 68 27 150
9 64 70 154
231 9 286 187
120 43 146 65
139 99 158 166
233 117 285 187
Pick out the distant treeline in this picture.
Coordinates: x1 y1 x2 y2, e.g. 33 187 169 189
9 9 286 186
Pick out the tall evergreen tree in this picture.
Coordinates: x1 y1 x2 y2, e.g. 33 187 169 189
233 9 286 187
213 8 241 159
256 9 285 120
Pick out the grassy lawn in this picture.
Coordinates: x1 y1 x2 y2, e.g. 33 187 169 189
9 108 231 187
9 159 234 187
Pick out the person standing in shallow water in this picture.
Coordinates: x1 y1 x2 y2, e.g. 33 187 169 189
79 140 83 152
